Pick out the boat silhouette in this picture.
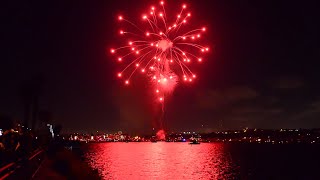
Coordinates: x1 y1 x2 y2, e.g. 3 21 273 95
189 140 200 144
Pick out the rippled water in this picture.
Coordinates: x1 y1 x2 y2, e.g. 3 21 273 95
84 142 320 179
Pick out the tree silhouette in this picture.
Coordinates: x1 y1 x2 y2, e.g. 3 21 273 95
0 114 14 131
38 110 52 127
19 75 45 130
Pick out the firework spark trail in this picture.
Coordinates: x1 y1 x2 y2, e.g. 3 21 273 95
110 1 209 130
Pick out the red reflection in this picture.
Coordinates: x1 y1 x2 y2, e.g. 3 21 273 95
85 143 235 179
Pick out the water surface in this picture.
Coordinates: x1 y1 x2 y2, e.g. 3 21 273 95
84 142 320 179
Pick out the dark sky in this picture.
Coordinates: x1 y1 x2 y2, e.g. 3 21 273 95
2 0 320 133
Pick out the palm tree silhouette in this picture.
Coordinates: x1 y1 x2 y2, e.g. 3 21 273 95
19 75 45 130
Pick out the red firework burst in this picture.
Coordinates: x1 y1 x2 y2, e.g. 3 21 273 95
110 1 209 102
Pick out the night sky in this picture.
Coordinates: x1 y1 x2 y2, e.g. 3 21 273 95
2 0 320 133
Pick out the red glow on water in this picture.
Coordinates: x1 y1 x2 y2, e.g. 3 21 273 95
84 143 228 179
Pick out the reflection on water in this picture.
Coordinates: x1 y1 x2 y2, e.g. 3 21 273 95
85 143 320 179
84 142 238 179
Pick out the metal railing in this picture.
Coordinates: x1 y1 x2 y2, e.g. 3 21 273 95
0 149 45 180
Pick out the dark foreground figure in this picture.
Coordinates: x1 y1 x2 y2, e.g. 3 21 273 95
2 139 100 180
32 140 100 179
